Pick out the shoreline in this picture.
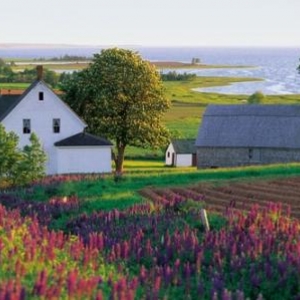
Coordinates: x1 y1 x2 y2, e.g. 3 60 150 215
7 59 255 72
151 61 255 69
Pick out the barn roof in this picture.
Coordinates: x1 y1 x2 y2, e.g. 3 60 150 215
171 139 196 154
196 105 300 149
55 132 113 147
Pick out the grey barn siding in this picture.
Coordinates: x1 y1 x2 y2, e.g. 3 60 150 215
197 147 300 168
196 105 300 168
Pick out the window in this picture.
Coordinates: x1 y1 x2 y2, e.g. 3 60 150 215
39 92 44 101
23 119 31 134
53 119 60 133
248 148 253 159
167 152 170 158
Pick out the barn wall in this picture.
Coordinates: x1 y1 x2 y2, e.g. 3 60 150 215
197 147 300 168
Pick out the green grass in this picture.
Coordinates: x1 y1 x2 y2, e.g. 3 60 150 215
160 77 300 147
163 76 262 103
0 82 30 89
24 161 300 210
15 160 300 230
11 63 90 72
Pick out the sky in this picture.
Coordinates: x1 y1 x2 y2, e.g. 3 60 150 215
1 0 300 47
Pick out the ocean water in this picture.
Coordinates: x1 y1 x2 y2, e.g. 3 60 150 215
0 46 299 95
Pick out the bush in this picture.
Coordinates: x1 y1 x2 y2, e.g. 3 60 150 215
0 125 46 188
247 91 265 104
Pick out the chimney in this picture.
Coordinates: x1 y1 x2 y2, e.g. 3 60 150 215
36 65 43 80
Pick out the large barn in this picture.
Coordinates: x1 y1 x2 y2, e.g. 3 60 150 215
196 104 300 168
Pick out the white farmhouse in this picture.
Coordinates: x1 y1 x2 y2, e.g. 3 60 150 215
165 139 197 167
0 66 112 174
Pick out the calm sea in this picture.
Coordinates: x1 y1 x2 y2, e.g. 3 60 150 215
0 46 299 95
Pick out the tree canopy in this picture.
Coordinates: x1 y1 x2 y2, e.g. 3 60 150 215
247 91 265 104
61 48 170 172
0 125 46 188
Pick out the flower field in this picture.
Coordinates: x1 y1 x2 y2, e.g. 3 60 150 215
1 176 300 299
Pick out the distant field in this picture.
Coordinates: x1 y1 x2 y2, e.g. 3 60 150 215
12 62 90 72
152 61 254 69
0 83 30 90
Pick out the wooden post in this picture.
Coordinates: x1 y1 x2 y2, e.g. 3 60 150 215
200 209 210 232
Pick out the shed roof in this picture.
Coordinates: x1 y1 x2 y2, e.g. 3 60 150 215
55 132 113 147
196 104 300 149
171 139 196 154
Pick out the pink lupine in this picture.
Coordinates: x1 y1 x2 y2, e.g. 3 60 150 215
95 290 104 300
32 270 47 296
66 269 78 298
139 265 147 285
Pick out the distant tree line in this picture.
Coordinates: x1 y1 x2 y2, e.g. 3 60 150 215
161 71 196 81
33 55 91 61
0 58 59 87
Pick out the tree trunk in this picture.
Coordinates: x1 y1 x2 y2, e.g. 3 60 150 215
114 145 125 173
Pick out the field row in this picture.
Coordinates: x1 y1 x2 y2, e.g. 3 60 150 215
141 177 300 218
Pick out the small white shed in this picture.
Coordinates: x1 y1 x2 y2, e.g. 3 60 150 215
165 139 196 167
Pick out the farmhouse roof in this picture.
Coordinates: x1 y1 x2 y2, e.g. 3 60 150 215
196 104 300 149
0 80 42 122
171 139 196 154
55 132 113 147
0 95 20 121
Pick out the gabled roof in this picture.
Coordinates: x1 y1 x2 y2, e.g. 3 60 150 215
196 104 300 149
0 95 21 121
0 81 43 122
171 139 196 154
0 79 87 127
55 132 113 147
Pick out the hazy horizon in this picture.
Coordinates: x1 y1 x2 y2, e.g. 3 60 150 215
1 0 299 48
0 43 299 49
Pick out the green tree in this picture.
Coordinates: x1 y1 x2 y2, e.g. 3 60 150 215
0 124 20 186
62 48 170 172
0 125 46 187
16 133 47 184
43 69 59 87
247 91 265 104
0 58 5 68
